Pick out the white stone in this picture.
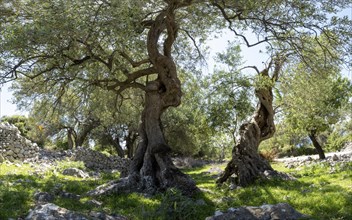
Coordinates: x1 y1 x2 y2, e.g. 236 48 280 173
214 210 223 216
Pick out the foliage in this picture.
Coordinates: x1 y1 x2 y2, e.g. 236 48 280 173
275 37 352 157
280 70 351 135
89 89 142 157
206 44 254 144
260 122 315 157
325 131 352 152
0 0 351 157
325 102 352 152
162 70 215 157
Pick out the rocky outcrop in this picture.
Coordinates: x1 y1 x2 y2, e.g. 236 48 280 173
62 167 90 178
0 122 39 162
206 203 307 220
25 203 127 220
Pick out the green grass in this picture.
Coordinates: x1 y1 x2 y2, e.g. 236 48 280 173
0 160 351 219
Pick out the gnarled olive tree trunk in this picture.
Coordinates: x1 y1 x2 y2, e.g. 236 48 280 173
88 3 198 196
127 7 198 195
127 79 198 195
217 62 290 187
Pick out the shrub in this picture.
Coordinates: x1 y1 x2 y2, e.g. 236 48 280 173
325 132 352 152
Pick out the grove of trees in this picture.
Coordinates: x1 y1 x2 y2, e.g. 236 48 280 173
1 0 351 195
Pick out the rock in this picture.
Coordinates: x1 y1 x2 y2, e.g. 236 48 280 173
8 156 15 162
89 211 128 220
25 202 127 220
34 192 55 203
206 203 307 220
6 150 14 156
13 147 21 154
341 142 352 152
25 203 89 220
214 210 223 217
0 154 4 163
229 183 237 190
332 154 339 161
73 147 130 174
0 122 40 162
85 199 103 207
62 168 89 178
59 191 81 200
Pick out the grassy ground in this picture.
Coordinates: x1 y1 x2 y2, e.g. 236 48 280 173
0 159 351 220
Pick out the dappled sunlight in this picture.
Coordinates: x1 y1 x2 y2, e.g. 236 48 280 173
1 160 351 219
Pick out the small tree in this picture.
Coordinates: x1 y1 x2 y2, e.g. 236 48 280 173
279 63 351 159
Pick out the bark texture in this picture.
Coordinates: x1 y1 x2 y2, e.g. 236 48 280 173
309 131 326 159
217 60 290 187
126 130 137 158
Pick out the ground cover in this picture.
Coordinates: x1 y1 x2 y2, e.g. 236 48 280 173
0 159 351 219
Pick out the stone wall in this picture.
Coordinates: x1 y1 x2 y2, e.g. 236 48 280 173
73 147 130 175
0 122 39 162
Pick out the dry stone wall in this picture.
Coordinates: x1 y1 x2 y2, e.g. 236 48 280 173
0 122 39 162
73 147 130 175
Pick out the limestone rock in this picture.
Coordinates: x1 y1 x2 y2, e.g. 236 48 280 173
25 203 89 220
89 211 128 220
85 199 103 207
25 203 127 220
0 122 39 162
73 147 130 174
62 168 89 178
206 203 307 220
341 142 352 152
34 192 55 203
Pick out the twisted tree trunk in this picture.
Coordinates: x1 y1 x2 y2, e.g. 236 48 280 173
126 5 198 194
88 2 198 196
217 61 290 187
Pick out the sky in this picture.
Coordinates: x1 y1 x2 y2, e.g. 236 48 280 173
0 83 24 117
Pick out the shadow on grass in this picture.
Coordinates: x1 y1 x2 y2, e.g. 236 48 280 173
223 177 352 220
1 163 350 220
0 170 216 220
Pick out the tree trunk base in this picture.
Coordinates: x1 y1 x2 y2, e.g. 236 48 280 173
217 124 293 187
217 151 295 187
87 170 199 197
